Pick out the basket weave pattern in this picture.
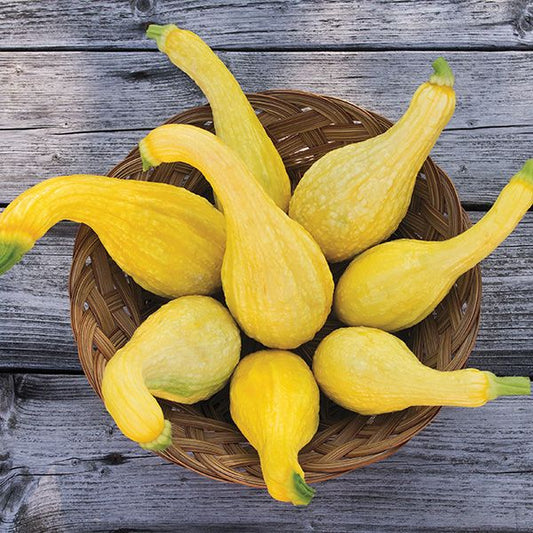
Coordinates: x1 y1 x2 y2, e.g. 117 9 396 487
69 90 481 486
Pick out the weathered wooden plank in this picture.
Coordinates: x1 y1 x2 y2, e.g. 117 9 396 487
0 214 531 374
0 373 532 532
0 0 532 50
2 126 531 207
3 51 531 131
1 51 531 204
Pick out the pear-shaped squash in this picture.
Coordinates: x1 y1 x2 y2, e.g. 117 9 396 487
334 160 533 332
140 124 333 349
313 327 531 415
0 175 225 298
230 350 319 505
146 24 291 211
289 58 456 262
102 295 241 450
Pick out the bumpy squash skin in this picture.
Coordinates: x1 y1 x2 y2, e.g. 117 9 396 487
140 124 334 349
0 175 226 298
313 327 531 415
334 160 533 331
230 350 319 505
102 296 241 450
289 58 456 262
146 24 291 211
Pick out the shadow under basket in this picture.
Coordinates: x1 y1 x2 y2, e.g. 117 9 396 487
69 90 481 487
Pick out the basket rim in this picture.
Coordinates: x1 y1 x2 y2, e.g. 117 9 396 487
68 89 482 487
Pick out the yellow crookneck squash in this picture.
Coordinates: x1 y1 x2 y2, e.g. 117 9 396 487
0 175 225 298
289 58 456 262
140 124 333 349
146 23 291 211
313 327 531 415
230 350 319 506
334 160 533 332
102 295 241 450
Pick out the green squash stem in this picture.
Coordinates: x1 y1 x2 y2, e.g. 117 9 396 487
429 57 455 88
292 472 316 506
146 24 173 51
486 373 531 401
0 239 32 275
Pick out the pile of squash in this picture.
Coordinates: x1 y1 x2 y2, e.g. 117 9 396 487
1 24 531 506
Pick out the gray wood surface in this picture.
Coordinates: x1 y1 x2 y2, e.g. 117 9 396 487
1 373 532 533
1 0 532 50
1 51 532 204
0 1 532 531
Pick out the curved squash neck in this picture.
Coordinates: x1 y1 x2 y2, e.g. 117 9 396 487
437 176 533 275
0 175 125 243
160 28 254 131
409 368 488 407
102 346 170 449
260 445 314 505
147 24 291 212
414 369 530 407
383 82 455 169
140 125 273 222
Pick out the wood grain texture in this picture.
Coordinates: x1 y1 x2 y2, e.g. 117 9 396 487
0 0 532 50
0 2 532 529
0 214 531 374
1 51 531 204
0 373 532 532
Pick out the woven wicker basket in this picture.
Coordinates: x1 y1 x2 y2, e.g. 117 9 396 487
69 90 481 487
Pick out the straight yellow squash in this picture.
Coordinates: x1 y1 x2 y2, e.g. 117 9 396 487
146 24 291 211
313 327 531 415
230 350 319 505
102 296 241 450
0 175 225 298
289 58 456 262
334 160 533 332
140 124 333 349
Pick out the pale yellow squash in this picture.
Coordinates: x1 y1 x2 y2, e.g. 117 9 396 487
0 175 225 298
313 327 531 415
334 160 533 331
230 350 319 505
102 296 241 450
289 58 456 262
140 124 333 349
146 24 291 211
